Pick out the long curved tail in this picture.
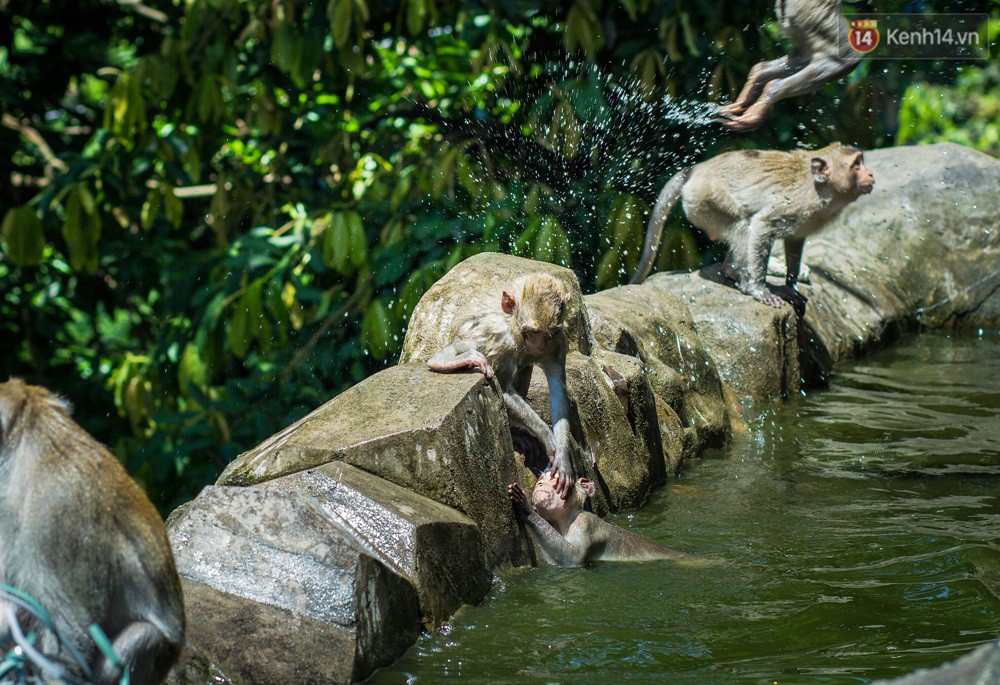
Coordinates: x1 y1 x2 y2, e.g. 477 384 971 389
630 167 691 284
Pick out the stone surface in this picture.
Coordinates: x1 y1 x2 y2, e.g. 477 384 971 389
872 639 1000 685
643 271 802 404
585 285 735 445
218 363 529 565
399 251 595 362
168 486 422 684
270 462 491 628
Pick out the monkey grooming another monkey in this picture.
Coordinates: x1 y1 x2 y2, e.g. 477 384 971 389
428 273 576 497
0 379 184 685
630 144 874 307
719 0 862 131
507 473 691 567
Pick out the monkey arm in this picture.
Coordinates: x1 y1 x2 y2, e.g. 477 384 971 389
739 219 785 308
428 342 494 378
503 390 556 456
543 360 574 484
524 512 587 567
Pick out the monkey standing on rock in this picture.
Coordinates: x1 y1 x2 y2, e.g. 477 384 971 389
0 379 184 685
428 273 577 498
630 143 874 307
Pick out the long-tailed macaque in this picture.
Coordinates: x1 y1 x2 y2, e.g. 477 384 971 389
428 273 575 497
507 473 690 567
0 379 184 685
630 144 874 307
719 0 862 131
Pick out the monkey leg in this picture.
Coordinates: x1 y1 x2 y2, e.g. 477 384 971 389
428 346 494 378
720 56 796 118
94 621 177 685
728 52 857 131
738 223 785 308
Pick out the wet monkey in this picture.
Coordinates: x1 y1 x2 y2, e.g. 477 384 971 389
630 144 874 307
428 273 577 496
507 473 693 567
719 0 862 131
0 379 184 685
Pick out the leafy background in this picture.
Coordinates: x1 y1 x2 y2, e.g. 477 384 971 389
1 0 997 511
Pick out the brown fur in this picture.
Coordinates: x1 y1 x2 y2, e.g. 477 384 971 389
631 144 873 307
0 379 184 685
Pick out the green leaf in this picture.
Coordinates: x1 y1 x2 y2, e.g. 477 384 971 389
1 206 45 267
323 212 352 274
361 299 392 361
332 0 353 48
163 185 184 228
347 212 368 267
141 189 162 231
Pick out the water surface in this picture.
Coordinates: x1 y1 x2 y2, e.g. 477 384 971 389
375 331 1000 684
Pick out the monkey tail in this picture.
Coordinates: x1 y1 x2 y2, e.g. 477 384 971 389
630 167 691 284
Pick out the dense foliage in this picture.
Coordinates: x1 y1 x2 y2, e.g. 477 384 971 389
1 0 996 509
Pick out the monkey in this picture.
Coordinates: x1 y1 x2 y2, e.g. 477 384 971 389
507 472 691 567
719 0 862 131
427 273 576 497
630 144 874 308
0 379 185 685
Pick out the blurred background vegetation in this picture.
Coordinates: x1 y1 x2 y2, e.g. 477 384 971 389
1 0 996 510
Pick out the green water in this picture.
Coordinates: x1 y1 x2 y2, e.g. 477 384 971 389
375 332 1000 684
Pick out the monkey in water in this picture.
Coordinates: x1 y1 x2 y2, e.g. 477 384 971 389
719 0 861 131
428 273 576 497
507 472 691 567
630 144 874 308
0 379 184 685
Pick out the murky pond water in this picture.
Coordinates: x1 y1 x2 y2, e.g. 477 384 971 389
374 331 1000 684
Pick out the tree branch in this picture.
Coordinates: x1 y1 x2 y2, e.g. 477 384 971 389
1 114 68 175
115 0 169 23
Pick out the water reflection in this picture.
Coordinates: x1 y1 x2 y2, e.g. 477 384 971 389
375 332 1000 684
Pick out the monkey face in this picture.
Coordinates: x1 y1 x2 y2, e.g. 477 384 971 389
532 472 595 521
851 154 875 195
521 327 552 357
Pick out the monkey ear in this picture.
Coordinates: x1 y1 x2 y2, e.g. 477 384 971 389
501 291 517 315
811 157 830 184
578 477 596 498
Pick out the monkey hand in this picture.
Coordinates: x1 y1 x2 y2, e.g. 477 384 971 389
506 482 532 521
468 351 495 379
751 289 786 309
550 454 576 499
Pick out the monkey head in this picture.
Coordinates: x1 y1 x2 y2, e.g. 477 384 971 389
810 144 874 198
501 274 571 358
532 471 596 524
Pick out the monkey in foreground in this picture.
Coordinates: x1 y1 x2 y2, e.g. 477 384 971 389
428 273 576 497
0 379 184 685
719 0 861 131
507 472 691 567
630 144 874 307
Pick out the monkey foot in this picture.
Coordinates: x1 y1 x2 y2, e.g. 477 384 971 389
715 102 746 119
722 114 765 132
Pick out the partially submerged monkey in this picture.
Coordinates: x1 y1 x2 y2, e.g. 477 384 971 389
508 472 691 567
0 379 184 685
631 143 874 307
719 0 862 131
428 273 576 496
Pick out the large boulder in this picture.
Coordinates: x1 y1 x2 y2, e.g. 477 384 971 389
640 271 802 403
168 485 422 684
786 143 1000 375
400 252 595 362
585 285 738 443
218 364 530 566
268 462 491 628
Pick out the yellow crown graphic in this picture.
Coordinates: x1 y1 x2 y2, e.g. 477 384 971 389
851 19 878 29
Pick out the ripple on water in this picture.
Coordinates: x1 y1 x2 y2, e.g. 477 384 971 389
373 332 1000 684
